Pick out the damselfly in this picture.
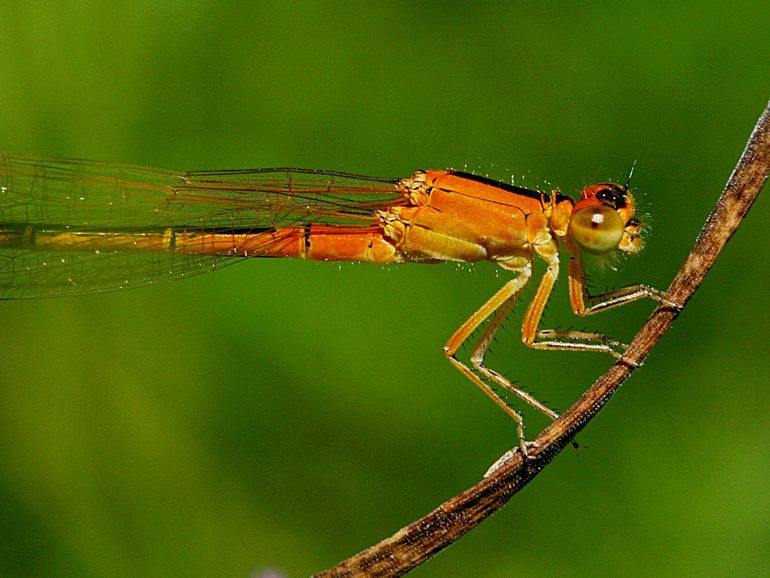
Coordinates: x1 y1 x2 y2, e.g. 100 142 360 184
0 154 674 455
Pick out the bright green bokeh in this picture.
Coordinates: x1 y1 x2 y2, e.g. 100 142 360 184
1 2 768 577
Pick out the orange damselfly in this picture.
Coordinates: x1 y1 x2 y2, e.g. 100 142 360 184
0 154 674 455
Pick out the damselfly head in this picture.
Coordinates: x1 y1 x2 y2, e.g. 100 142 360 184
568 183 644 256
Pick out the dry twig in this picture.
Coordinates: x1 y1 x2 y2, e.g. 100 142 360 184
316 100 770 578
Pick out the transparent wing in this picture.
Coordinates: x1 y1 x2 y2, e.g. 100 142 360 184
0 154 403 299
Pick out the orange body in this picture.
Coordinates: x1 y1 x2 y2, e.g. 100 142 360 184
0 169 576 268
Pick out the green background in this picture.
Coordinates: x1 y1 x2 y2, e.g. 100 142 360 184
1 2 768 577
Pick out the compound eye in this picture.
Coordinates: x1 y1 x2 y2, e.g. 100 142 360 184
569 205 624 254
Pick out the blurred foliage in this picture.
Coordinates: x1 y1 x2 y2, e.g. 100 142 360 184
0 2 768 577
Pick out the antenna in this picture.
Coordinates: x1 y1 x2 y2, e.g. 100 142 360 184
623 160 637 192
